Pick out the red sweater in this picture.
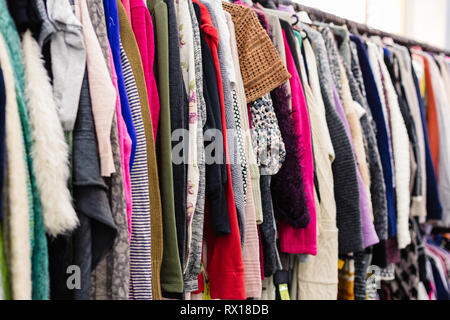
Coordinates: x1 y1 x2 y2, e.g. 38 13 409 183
192 0 246 300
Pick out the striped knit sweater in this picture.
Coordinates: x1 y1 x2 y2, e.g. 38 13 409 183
118 0 163 299
120 44 153 300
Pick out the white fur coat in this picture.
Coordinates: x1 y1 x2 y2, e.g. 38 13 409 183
22 30 79 237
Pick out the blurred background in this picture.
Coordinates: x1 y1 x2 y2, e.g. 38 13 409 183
293 0 450 50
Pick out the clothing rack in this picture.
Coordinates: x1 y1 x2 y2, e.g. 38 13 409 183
278 0 450 56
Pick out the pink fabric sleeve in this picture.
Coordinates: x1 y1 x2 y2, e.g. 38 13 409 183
109 45 133 242
77 0 116 176
122 0 132 21
130 0 160 141
278 30 317 255
242 153 262 298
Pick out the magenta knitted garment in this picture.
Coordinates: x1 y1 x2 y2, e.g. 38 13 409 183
130 0 160 141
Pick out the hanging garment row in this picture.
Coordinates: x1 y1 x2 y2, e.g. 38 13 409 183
0 0 449 300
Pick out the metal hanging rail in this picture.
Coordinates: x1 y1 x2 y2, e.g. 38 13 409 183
278 0 450 56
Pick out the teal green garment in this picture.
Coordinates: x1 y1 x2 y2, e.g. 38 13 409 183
0 223 11 300
147 0 183 294
0 0 49 300
293 29 303 51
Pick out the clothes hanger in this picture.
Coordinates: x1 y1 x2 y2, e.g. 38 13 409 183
347 21 361 37
291 14 299 26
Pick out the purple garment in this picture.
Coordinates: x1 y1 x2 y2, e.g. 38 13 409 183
385 237 401 264
277 4 296 14
331 80 379 248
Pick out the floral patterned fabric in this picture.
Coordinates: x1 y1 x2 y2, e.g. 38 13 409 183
173 0 200 273
183 0 205 293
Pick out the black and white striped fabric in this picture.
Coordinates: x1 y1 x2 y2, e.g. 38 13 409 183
120 43 153 300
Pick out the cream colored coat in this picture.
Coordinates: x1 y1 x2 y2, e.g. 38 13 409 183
297 38 339 300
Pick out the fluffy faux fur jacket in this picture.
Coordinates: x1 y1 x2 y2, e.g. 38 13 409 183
22 30 79 237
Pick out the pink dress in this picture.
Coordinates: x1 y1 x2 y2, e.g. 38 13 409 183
130 0 160 141
109 45 133 242
278 30 317 255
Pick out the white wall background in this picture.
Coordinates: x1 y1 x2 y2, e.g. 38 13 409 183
404 0 448 49
292 0 367 23
293 0 450 50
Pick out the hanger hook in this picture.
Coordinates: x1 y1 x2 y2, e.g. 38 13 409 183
292 14 299 26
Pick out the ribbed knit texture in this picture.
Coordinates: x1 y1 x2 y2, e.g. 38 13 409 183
348 42 388 242
350 35 397 240
118 0 163 299
322 28 377 249
147 0 184 294
298 37 339 300
120 44 153 300
129 0 160 142
0 2 49 299
354 250 372 300
351 36 397 237
0 30 32 300
303 24 363 254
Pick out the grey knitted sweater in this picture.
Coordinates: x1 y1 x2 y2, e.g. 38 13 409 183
326 25 388 242
302 24 364 254
347 40 389 242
